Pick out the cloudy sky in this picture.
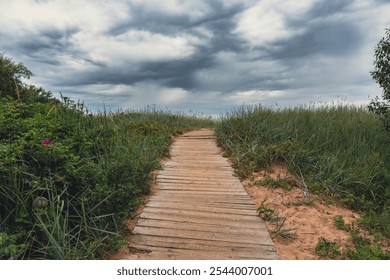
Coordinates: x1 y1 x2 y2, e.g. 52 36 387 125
1 0 389 115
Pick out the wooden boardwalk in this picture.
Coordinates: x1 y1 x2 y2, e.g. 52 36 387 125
127 129 278 259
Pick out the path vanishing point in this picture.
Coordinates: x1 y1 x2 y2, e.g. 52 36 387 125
125 129 278 260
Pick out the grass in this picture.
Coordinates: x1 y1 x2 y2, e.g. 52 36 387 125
315 237 341 258
331 215 390 259
215 103 390 259
257 198 296 240
0 97 214 259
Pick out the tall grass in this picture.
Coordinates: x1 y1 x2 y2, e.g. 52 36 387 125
215 104 390 238
0 98 214 259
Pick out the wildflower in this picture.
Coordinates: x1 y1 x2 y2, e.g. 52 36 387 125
88 113 93 117
42 139 50 145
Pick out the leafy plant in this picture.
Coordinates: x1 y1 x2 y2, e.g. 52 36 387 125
315 237 341 258
257 204 279 222
333 215 348 231
257 200 296 240
272 218 296 240
0 232 27 260
254 176 290 190
369 28 390 131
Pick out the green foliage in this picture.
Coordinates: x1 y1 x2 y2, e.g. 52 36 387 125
330 215 389 259
257 199 296 240
0 96 213 259
0 53 54 102
0 53 32 99
333 215 348 231
370 29 390 130
257 204 278 222
254 176 290 190
215 104 390 239
315 237 341 258
346 244 389 260
347 227 390 260
0 232 27 260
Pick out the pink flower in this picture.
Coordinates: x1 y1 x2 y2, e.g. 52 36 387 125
42 139 50 145
88 113 93 117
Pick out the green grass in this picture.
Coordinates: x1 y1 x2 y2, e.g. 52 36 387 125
0 98 214 259
215 103 390 258
315 237 341 258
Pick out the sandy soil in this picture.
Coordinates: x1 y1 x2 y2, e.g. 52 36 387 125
242 164 364 260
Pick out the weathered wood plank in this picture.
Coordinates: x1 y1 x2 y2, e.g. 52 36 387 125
128 243 278 260
146 200 257 210
139 212 264 228
150 194 256 204
133 226 272 245
136 218 268 234
144 203 258 216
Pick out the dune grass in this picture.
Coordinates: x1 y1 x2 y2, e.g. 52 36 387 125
215 104 390 244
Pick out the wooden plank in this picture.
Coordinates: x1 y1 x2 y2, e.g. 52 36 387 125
144 203 258 216
128 243 278 260
154 187 249 195
153 186 249 193
136 218 268 234
130 234 275 252
156 180 242 187
150 195 255 205
157 175 240 181
139 212 263 228
133 226 273 245
140 207 262 222
146 199 257 210
152 191 253 199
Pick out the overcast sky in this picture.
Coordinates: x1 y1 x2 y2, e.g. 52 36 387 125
1 0 389 115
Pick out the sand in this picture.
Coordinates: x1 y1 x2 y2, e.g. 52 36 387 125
242 164 363 259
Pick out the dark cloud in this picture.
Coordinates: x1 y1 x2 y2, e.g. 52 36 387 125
3 26 80 67
268 20 362 60
109 0 248 37
86 1 250 91
304 1 353 19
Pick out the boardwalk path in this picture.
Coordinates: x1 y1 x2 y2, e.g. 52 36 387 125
127 129 278 259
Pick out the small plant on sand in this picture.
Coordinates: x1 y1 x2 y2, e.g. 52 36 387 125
257 204 279 222
333 215 348 231
315 237 341 258
272 217 297 240
257 198 296 240
254 176 290 190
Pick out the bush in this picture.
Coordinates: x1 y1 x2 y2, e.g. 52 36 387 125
0 96 213 259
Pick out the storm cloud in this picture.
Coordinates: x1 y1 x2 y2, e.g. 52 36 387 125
0 0 389 114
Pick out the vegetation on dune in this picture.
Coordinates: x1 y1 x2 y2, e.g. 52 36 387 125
0 54 214 259
215 104 390 259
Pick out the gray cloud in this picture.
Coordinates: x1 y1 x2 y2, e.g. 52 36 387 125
268 20 363 60
0 0 388 114
305 1 353 19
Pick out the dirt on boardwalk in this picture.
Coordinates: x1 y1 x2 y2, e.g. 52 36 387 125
242 164 365 260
